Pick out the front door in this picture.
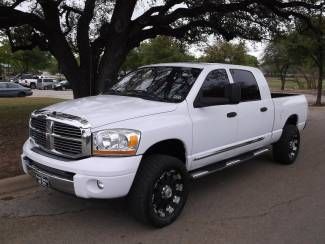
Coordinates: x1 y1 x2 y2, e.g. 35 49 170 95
189 69 238 170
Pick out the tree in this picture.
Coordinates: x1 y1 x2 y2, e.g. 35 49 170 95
263 36 295 90
0 0 319 98
122 36 195 71
0 40 54 74
263 8 325 104
202 41 258 67
298 12 325 105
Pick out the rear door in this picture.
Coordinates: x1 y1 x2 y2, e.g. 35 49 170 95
0 83 8 96
189 69 238 170
230 69 273 153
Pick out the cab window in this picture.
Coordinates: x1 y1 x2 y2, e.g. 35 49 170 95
198 69 231 106
230 69 261 102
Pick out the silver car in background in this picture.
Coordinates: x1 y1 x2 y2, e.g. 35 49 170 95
0 82 33 97
36 77 57 90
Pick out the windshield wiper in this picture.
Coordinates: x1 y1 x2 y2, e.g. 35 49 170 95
105 89 124 95
124 90 170 102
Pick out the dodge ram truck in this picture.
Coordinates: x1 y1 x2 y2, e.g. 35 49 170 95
21 63 308 227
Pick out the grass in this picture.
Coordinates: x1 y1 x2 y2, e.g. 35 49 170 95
0 97 64 179
266 78 305 90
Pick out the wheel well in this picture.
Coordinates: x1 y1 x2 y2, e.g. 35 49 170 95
285 114 298 126
143 139 186 164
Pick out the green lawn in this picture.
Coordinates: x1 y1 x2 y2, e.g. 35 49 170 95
0 98 64 179
266 78 305 90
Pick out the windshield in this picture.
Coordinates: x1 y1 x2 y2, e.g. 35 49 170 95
106 66 202 103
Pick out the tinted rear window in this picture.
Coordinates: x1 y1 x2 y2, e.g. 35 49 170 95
230 69 261 102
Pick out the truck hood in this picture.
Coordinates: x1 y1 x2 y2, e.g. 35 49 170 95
44 95 177 128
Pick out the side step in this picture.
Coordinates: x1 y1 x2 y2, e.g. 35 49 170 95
190 148 270 179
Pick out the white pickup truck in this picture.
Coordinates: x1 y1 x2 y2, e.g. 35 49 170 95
22 63 308 227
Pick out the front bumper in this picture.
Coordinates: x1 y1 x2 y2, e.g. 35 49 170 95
21 140 142 198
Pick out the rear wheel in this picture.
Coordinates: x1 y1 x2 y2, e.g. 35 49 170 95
128 154 189 227
30 83 36 89
273 125 300 165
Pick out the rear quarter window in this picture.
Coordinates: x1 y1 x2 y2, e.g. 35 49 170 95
230 69 261 102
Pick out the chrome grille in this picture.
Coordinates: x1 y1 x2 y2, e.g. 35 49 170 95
29 110 91 159
54 137 82 154
53 121 82 138
31 117 47 132
30 129 47 147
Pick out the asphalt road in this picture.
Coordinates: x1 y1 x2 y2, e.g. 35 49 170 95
0 107 325 244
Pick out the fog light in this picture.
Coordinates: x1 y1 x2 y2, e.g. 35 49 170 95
97 180 104 189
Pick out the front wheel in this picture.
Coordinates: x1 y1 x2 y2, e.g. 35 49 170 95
128 154 189 227
17 92 25 97
273 125 300 165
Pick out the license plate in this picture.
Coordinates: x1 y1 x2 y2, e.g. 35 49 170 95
35 173 49 187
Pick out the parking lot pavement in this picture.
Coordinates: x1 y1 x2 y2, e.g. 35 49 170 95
1 108 325 244
30 89 73 99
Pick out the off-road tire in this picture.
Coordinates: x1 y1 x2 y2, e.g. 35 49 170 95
128 154 189 228
273 125 300 165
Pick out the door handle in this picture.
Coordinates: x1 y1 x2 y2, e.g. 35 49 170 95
227 112 237 118
260 107 268 112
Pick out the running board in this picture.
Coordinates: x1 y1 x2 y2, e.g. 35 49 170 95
190 148 270 179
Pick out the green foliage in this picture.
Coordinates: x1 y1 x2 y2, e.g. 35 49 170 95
0 40 57 74
122 36 196 71
263 15 325 91
201 41 258 67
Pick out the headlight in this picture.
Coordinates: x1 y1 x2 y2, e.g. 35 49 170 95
92 129 141 156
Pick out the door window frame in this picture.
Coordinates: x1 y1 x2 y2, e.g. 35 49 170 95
194 68 233 108
229 69 261 102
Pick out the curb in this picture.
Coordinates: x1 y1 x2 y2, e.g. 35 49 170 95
0 174 37 196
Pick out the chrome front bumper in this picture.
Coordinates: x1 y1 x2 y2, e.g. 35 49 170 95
24 157 75 194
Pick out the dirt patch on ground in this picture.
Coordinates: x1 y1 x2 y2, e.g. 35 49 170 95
0 98 64 179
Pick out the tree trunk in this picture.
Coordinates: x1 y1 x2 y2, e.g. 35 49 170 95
280 65 289 90
96 40 130 93
280 77 285 90
316 64 323 106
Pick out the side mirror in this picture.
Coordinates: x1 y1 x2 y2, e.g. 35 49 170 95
225 83 241 104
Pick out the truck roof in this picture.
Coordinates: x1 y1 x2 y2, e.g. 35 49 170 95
142 62 260 71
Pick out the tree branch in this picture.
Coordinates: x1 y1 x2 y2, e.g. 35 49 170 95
0 6 46 31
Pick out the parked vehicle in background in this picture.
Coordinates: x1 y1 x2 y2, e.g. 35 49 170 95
53 80 70 90
0 81 33 97
36 77 57 90
22 63 308 227
17 74 38 89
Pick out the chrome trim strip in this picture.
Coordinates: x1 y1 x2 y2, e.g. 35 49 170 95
191 147 270 179
254 148 270 156
194 137 265 161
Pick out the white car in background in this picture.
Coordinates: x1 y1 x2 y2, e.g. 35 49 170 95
17 74 38 89
36 76 57 90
